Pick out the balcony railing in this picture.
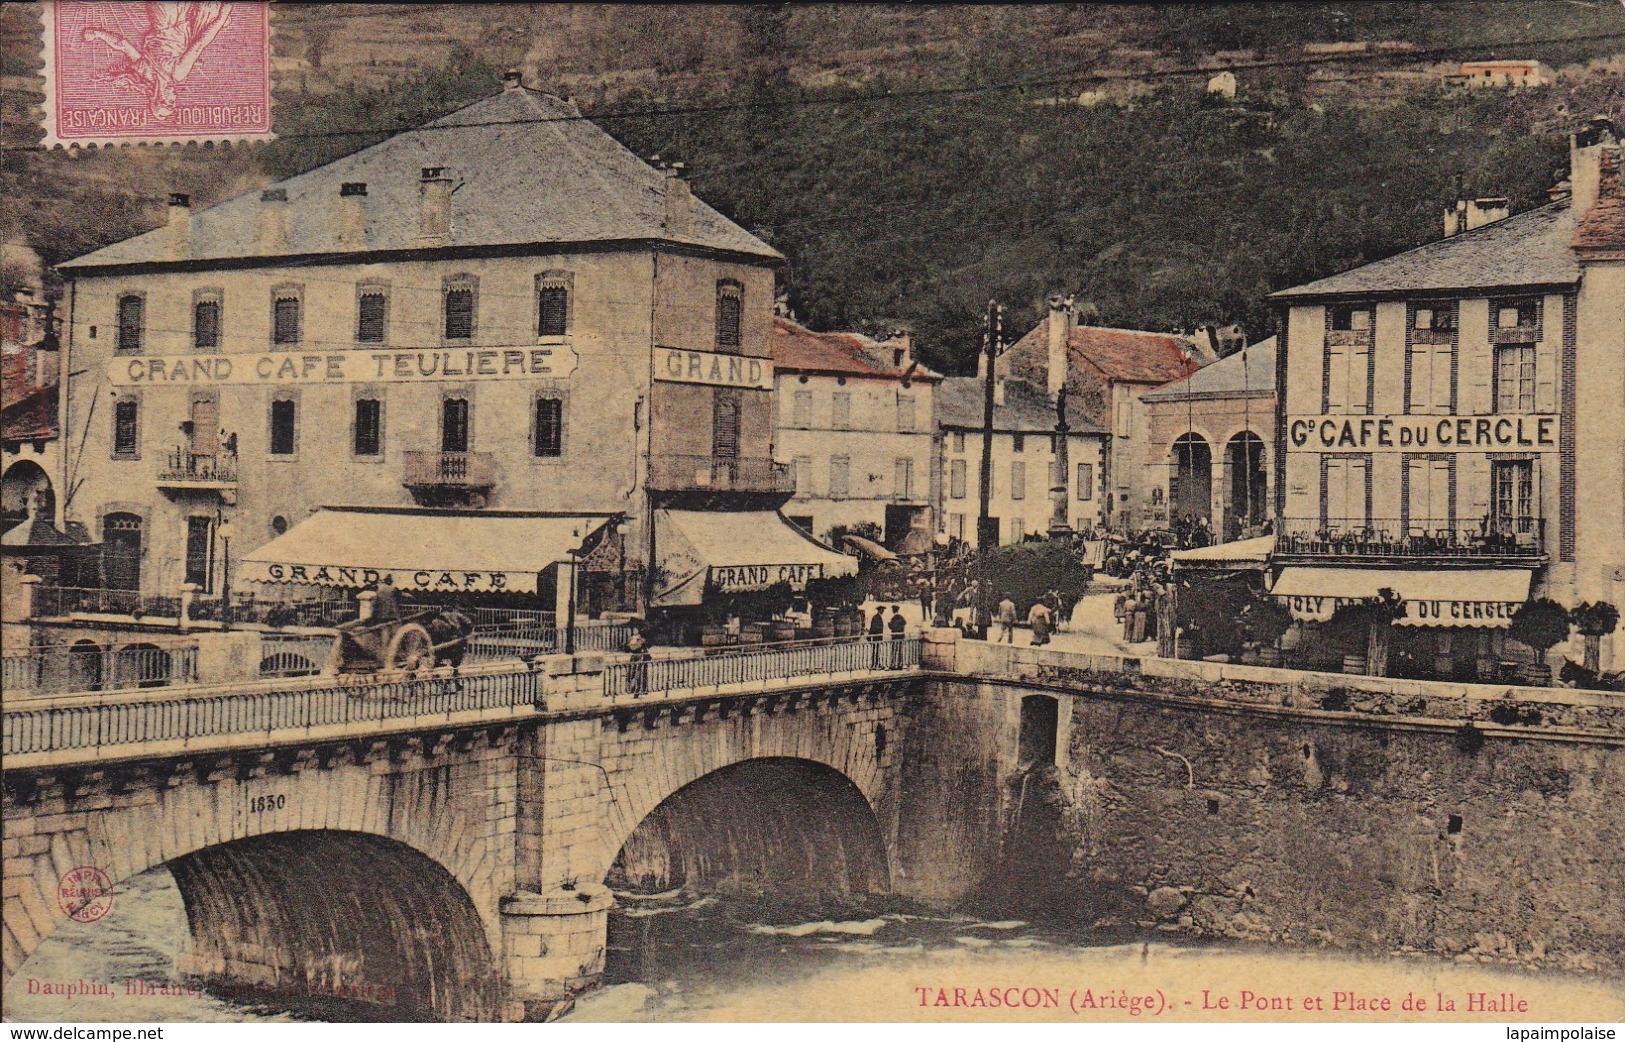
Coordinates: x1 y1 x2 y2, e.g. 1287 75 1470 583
1326 328 1370 347
1276 517 1545 559
157 448 237 486
402 450 497 489
1494 323 1540 344
646 454 795 494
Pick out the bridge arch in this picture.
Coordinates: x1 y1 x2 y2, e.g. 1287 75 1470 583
607 757 890 898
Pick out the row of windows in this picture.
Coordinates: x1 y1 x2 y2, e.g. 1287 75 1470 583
945 430 1069 454
789 391 916 432
1320 456 1535 528
114 277 577 352
111 395 567 460
947 459 1095 502
109 276 746 352
791 456 916 500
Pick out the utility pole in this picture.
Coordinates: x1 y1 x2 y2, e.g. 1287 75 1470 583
977 300 1003 551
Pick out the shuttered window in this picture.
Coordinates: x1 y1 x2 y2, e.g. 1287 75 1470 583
357 292 387 342
1405 458 1452 534
117 295 144 352
715 282 743 350
184 517 213 590
113 400 139 456
193 299 220 350
535 396 564 457
712 391 740 459
1076 463 1093 501
894 458 913 500
793 391 812 428
441 398 470 453
269 398 296 455
831 393 850 430
444 287 474 340
897 395 916 433
829 455 850 498
1011 461 1026 501
1408 341 1452 414
1323 457 1369 528
354 398 382 456
273 295 301 345
950 459 967 499
537 286 569 337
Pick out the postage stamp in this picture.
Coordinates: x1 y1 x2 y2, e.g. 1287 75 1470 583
39 0 273 148
56 866 114 924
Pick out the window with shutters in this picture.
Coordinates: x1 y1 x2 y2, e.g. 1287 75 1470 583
536 272 572 337
1408 306 1453 415
184 516 214 591
534 395 564 458
1495 344 1536 414
951 431 965 453
715 280 743 351
1076 463 1093 500
829 455 850 498
356 289 388 343
950 459 967 499
949 513 965 541
443 276 476 340
189 395 219 456
793 456 812 495
897 394 916 433
272 290 302 346
353 398 382 457
793 390 812 429
269 397 297 456
1325 343 1371 414
1492 460 1535 535
192 294 221 350
894 458 913 500
1322 456 1370 528
1010 518 1025 542
1405 457 1453 534
1012 433 1025 452
712 390 740 459
113 398 140 458
831 392 851 430
1011 461 1026 501
442 397 471 453
117 294 144 352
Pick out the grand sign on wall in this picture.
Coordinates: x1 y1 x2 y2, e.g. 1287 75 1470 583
109 347 580 386
654 347 773 390
1286 414 1559 452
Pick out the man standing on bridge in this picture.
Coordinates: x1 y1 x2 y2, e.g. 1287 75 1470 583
996 593 1017 644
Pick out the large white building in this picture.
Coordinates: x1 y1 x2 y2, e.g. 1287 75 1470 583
50 74 852 619
1270 119 1624 676
770 318 940 547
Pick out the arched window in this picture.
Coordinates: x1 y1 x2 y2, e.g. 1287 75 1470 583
536 271 571 337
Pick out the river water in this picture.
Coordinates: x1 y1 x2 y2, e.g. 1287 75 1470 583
6 869 1622 1024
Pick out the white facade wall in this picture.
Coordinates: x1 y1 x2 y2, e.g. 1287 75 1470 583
937 428 1106 548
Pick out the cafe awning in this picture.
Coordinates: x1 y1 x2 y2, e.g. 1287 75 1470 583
240 506 616 595
653 508 858 607
1171 534 1275 570
1271 566 1533 627
842 534 898 562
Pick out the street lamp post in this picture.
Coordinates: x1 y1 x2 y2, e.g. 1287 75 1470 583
218 519 236 629
564 550 580 656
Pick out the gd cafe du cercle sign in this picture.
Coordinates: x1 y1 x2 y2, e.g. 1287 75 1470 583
1286 414 1560 452
109 347 579 386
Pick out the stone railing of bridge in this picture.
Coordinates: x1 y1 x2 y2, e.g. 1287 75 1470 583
2 636 926 770
946 635 1625 741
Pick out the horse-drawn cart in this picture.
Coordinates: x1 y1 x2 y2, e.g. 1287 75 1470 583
328 607 473 675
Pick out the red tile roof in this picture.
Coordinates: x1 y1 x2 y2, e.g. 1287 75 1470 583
1572 150 1625 259
2 345 58 442
1004 321 1196 386
769 317 940 381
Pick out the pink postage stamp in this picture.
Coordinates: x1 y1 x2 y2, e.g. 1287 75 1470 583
40 1 273 148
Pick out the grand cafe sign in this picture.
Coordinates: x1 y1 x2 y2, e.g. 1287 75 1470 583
1287 414 1559 452
110 347 579 386
655 347 773 390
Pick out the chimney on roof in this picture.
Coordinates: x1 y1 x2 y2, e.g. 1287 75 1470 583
1570 115 1621 214
502 69 524 91
258 188 288 253
884 328 913 368
419 167 457 242
1046 293 1073 398
663 163 694 236
165 192 191 261
336 183 368 249
1443 197 1510 238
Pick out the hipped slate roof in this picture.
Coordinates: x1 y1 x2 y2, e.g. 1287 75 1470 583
1003 322 1196 386
935 376 1107 434
61 87 781 271
770 317 941 381
1271 201 1582 300
1142 337 1276 402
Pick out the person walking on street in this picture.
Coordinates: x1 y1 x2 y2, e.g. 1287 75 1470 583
1028 599 1053 646
996 594 1017 644
624 626 651 696
919 586 934 627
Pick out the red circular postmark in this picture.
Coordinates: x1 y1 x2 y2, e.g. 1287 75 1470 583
58 866 114 923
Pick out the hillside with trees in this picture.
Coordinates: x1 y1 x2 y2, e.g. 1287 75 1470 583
3 3 1621 372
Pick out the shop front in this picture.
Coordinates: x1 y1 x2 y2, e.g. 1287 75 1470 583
1272 565 1535 679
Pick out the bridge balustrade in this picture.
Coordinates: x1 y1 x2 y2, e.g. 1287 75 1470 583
604 636 921 698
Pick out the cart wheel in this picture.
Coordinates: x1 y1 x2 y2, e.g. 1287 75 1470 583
386 623 435 673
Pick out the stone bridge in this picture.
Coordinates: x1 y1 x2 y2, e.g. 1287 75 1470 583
2 636 994 1022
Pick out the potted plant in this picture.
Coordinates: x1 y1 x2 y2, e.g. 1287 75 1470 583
1329 588 1405 676
1241 595 1294 667
1571 601 1619 676
1508 598 1572 687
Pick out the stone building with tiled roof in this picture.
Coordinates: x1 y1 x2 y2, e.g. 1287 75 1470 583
995 298 1209 529
770 317 943 546
52 73 857 617
1269 117 1624 679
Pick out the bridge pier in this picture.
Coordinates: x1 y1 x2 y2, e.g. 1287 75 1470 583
498 884 614 1022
